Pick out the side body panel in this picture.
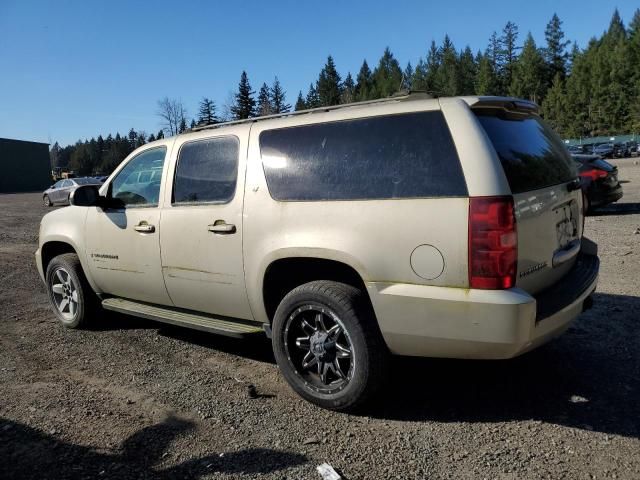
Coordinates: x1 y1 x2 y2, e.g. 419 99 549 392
243 99 470 326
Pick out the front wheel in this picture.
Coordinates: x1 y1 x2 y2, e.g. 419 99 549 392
45 253 99 328
43 195 52 207
272 281 388 411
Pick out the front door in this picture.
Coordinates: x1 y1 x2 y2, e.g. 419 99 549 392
85 145 172 305
159 130 253 320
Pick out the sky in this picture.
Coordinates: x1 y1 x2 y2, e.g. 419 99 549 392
0 0 637 146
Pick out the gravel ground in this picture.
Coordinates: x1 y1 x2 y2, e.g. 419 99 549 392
1 160 639 480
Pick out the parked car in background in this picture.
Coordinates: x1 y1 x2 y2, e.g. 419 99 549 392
43 177 103 207
613 142 634 158
593 143 614 158
573 154 623 212
568 145 586 154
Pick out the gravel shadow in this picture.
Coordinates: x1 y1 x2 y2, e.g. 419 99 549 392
363 292 640 439
0 416 307 479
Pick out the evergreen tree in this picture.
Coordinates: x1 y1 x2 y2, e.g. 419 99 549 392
135 132 146 147
317 55 342 106
230 71 256 120
411 58 429 91
487 32 501 70
424 41 442 91
190 119 196 129
434 35 459 96
355 60 373 101
147 133 156 142
372 47 403 98
257 82 273 116
197 97 218 125
294 91 307 111
178 118 187 133
128 128 137 148
607 8 626 41
541 73 567 134
457 47 477 95
402 62 413 90
567 41 580 75
341 72 355 103
628 9 640 132
601 9 631 134
510 33 546 103
305 83 320 108
475 52 498 95
157 130 164 139
499 21 520 92
270 77 291 113
544 13 570 84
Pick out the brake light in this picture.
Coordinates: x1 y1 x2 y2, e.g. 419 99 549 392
579 169 608 181
469 196 517 289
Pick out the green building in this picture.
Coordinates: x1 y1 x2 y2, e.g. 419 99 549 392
0 138 51 193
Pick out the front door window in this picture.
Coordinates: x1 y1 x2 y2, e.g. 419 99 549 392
110 147 166 207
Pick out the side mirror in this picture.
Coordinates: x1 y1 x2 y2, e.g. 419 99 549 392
69 185 101 207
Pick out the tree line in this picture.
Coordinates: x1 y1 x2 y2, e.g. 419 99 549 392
52 8 640 175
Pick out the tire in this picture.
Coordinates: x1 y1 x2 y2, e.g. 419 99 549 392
272 280 388 411
43 195 52 207
45 253 99 329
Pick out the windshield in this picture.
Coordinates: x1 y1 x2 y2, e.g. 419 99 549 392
475 108 577 194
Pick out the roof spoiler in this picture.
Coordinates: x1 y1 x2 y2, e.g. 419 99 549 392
468 97 539 114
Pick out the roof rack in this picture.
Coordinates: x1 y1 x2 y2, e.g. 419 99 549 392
188 90 435 134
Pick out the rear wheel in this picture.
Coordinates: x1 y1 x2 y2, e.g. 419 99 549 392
43 195 52 207
45 253 99 328
272 281 388 411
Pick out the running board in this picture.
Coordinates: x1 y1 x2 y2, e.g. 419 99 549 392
101 297 263 339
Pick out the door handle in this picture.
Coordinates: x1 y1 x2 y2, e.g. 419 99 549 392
208 221 236 234
134 222 155 233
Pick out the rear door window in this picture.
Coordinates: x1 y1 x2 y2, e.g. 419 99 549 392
260 111 467 201
173 136 239 204
474 109 577 193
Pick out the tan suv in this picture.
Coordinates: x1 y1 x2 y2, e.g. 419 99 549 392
36 94 599 410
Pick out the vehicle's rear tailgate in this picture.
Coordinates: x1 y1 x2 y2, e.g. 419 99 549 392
513 185 582 294
473 104 582 295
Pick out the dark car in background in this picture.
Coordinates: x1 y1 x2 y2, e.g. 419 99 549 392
573 154 623 212
43 177 102 207
593 143 614 158
613 141 636 158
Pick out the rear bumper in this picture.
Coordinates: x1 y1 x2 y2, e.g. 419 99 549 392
367 253 599 359
589 185 623 207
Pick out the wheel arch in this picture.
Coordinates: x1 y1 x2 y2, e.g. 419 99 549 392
261 255 373 326
40 239 100 293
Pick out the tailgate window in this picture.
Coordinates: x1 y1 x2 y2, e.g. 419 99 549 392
475 109 577 193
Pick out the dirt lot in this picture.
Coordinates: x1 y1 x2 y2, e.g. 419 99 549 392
1 161 639 480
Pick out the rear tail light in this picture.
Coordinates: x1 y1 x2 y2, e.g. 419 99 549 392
579 168 608 180
468 196 517 289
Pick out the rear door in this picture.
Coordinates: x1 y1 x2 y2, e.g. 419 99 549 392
474 107 581 294
159 127 253 320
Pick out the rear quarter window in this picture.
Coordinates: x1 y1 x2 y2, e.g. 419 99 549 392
259 111 467 201
475 109 577 194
